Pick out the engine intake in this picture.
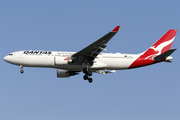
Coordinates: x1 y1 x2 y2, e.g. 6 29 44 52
57 69 78 78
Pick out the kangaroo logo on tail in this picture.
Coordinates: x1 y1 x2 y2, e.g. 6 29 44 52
142 29 177 60
145 37 175 60
129 29 177 69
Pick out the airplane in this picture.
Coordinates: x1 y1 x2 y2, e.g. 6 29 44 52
3 26 177 83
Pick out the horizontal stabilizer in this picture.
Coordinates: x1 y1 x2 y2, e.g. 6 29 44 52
164 60 172 63
154 49 176 61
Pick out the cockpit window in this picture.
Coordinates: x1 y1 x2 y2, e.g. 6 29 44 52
9 54 13 56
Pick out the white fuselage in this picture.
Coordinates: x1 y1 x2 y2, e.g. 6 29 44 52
3 50 141 71
3 28 176 83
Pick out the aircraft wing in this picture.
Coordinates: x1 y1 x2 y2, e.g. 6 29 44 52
71 26 120 64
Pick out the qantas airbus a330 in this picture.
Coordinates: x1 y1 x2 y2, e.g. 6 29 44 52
3 26 177 83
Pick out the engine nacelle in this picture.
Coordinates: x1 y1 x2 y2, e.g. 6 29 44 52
55 57 69 65
57 69 78 78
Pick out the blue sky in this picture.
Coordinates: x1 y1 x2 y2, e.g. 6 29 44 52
0 0 180 120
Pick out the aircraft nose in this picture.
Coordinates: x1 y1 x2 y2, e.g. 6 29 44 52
3 54 18 65
3 56 8 61
3 55 14 64
3 55 12 63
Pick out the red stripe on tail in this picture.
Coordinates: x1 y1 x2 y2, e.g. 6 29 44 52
129 29 177 69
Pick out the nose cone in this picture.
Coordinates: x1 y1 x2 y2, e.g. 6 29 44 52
3 54 19 65
3 55 13 64
3 56 8 62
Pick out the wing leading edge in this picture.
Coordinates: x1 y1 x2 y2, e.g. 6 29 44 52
71 26 120 64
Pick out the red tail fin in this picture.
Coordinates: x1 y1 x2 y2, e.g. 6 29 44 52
129 29 177 69
142 29 177 59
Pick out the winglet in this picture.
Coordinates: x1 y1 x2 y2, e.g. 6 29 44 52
112 26 120 32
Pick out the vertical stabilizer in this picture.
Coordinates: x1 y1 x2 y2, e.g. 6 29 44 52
142 29 177 59
129 29 177 68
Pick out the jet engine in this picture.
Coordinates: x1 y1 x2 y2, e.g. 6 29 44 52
57 69 79 78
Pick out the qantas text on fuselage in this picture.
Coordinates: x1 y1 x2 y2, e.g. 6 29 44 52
3 26 177 83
